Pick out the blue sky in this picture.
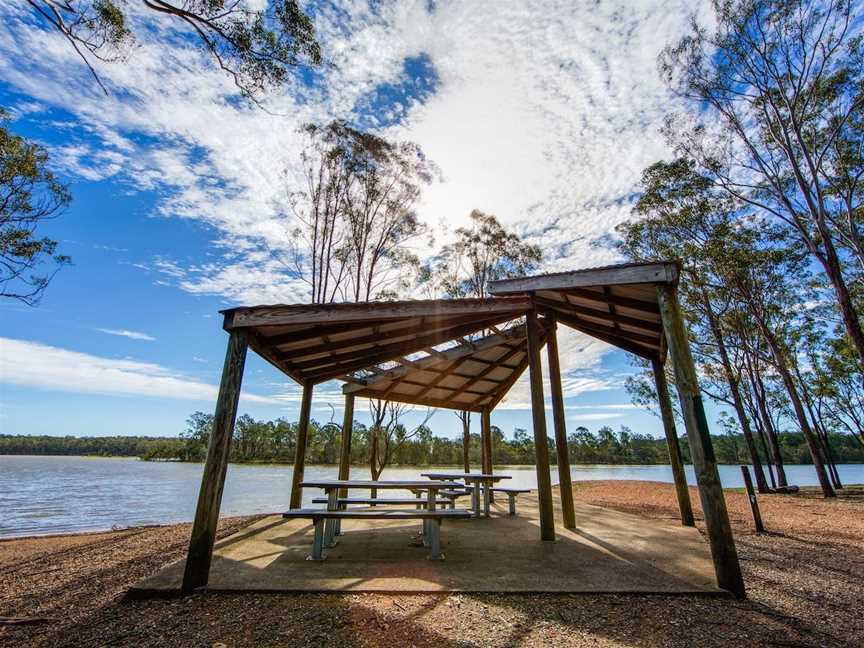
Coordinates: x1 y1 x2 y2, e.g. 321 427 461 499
0 1 724 441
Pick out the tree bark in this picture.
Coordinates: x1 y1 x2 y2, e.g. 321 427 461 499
750 369 788 488
701 289 768 492
757 324 835 497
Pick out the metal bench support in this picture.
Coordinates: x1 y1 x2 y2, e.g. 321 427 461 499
308 519 325 561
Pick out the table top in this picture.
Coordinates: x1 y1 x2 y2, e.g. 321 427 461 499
300 480 465 490
421 472 512 482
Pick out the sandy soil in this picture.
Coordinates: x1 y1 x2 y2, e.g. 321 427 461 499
1 480 861 648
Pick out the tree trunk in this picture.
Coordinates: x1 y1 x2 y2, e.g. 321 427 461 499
758 325 835 497
701 289 769 492
817 223 864 378
751 371 788 488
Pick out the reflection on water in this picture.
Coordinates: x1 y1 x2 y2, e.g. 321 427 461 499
1 455 861 537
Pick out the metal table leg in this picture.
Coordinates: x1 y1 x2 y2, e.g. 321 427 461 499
324 488 339 547
472 481 481 518
483 480 491 517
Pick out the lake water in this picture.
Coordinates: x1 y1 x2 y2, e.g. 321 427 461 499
1 455 862 538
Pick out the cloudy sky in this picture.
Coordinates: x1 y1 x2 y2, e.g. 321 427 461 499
0 0 718 440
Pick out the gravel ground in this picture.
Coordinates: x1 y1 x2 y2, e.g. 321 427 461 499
1 480 861 648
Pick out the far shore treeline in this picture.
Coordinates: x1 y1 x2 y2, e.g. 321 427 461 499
3 412 863 466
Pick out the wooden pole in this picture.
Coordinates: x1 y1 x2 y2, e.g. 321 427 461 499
181 330 248 594
337 393 355 499
657 283 745 598
526 308 555 541
289 382 314 509
651 356 695 527
481 407 494 503
546 318 576 530
740 466 765 533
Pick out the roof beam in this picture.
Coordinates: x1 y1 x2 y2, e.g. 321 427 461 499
342 325 529 393
552 312 658 347
487 262 678 295
348 390 490 413
282 314 512 373
224 296 532 329
554 312 658 360
304 314 520 383
532 295 662 334
558 287 660 315
257 320 395 347
278 313 490 362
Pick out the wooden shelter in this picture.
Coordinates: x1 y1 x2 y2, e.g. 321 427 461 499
182 261 745 599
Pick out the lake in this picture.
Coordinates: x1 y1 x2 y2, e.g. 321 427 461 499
1 455 862 538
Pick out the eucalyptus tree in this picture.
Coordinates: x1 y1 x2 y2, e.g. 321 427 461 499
424 209 542 299
617 158 770 491
660 0 864 372
421 209 542 468
25 0 321 99
287 121 435 304
0 110 70 305
714 225 836 496
813 333 864 446
367 399 435 498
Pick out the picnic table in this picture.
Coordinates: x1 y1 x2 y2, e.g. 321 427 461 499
299 479 465 555
421 472 512 518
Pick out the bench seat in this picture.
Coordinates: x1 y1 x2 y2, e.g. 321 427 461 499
491 487 531 516
283 508 470 519
311 497 452 507
282 508 471 560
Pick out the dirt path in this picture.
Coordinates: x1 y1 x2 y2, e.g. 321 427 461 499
1 481 861 648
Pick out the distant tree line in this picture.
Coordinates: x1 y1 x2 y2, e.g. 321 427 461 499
3 413 861 466
0 434 182 458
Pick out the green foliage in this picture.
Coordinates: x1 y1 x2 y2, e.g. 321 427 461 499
27 0 321 98
422 209 542 299
0 434 185 458
0 108 71 305
287 120 437 303
5 423 862 465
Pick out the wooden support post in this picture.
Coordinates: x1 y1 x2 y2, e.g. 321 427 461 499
338 394 355 499
651 356 695 527
526 308 556 541
657 283 746 598
481 407 494 502
289 382 314 510
740 466 765 533
181 330 248 594
546 318 576 530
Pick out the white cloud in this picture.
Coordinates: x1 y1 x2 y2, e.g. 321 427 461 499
0 1 703 405
96 328 157 341
567 412 627 422
0 338 276 404
495 326 621 410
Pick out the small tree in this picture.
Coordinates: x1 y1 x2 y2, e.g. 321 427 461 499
0 110 70 305
425 209 542 299
286 121 436 303
367 399 435 498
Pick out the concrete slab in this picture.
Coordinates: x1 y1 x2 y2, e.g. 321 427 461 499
130 489 723 596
